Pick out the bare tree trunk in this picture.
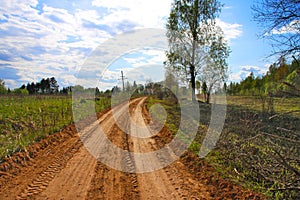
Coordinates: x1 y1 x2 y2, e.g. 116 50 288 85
190 65 196 101
190 38 196 101
206 92 210 104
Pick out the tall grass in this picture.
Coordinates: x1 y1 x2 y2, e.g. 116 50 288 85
0 95 111 161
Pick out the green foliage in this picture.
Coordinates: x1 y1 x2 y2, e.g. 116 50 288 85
165 0 228 101
285 70 300 89
13 88 29 95
0 79 8 94
227 58 300 97
188 140 201 154
25 77 59 94
0 95 111 161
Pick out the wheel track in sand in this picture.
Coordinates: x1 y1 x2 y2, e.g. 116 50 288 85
0 127 81 199
17 139 82 199
86 103 140 200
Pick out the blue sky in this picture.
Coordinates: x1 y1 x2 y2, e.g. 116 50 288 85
0 0 277 90
220 0 272 81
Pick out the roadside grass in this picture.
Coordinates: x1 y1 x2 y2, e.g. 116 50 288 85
0 95 111 162
146 95 300 200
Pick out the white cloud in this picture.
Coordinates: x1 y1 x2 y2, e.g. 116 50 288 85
0 0 39 16
241 65 269 75
92 0 172 29
216 18 243 42
229 65 269 82
0 0 244 89
0 1 116 88
123 49 166 68
4 79 19 89
74 28 167 86
223 6 233 10
271 20 300 35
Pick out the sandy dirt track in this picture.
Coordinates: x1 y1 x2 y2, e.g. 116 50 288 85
0 97 265 199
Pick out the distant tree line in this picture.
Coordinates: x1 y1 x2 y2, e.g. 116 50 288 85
0 77 159 96
105 80 159 97
0 77 65 95
19 77 60 94
227 58 300 97
0 79 29 95
1 76 194 99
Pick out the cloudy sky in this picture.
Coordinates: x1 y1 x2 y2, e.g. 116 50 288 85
0 0 275 90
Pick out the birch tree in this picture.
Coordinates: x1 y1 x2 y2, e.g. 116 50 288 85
165 0 223 101
200 25 229 103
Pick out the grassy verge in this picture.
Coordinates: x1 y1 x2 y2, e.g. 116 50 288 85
0 95 111 161
145 95 300 200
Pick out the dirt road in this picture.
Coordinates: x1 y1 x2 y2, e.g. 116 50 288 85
0 97 264 199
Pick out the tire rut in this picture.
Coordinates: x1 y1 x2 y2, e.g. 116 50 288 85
17 139 82 199
130 98 211 199
86 99 141 200
0 126 80 199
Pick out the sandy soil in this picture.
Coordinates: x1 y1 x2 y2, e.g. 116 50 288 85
0 97 265 200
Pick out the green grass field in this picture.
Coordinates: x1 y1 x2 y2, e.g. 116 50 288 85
0 95 111 161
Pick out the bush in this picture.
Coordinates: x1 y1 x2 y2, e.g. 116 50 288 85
13 89 29 95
